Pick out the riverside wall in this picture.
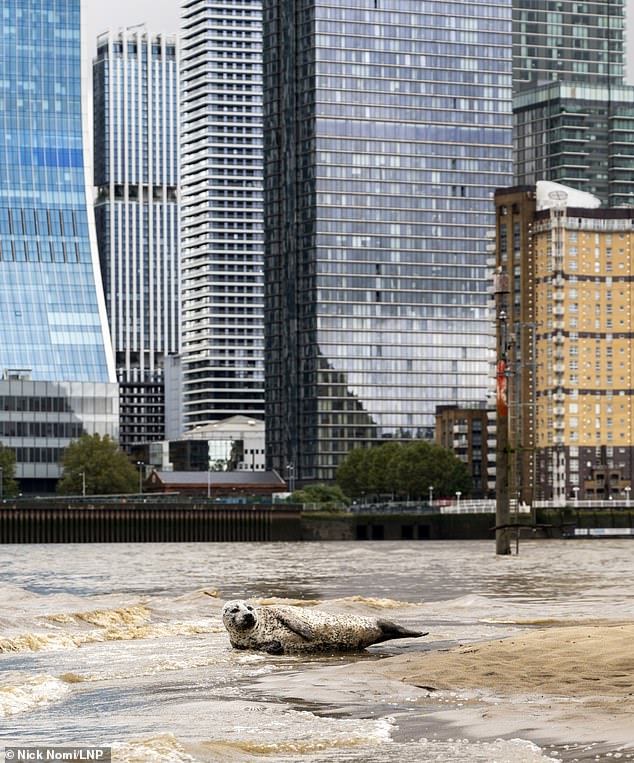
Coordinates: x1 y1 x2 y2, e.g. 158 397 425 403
0 500 632 542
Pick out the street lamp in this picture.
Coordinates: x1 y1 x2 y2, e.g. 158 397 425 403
207 467 212 500
428 485 434 506
455 490 462 508
286 463 295 493
80 471 86 497
625 486 631 506
572 486 579 506
136 461 144 495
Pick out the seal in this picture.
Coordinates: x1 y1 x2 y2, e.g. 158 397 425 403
221 600 428 655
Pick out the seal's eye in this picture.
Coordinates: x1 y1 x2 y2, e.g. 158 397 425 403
231 607 239 613
246 606 254 612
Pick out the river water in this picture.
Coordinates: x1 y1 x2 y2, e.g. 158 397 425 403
0 540 633 762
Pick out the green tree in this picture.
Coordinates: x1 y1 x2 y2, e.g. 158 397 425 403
56 434 139 495
289 483 350 511
336 441 472 500
397 441 472 500
0 443 20 498
335 447 369 497
367 442 402 496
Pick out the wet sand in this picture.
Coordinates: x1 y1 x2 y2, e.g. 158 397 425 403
371 621 634 749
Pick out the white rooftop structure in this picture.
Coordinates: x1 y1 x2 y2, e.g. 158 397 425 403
536 181 602 211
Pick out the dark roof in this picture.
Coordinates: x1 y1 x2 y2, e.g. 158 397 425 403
151 470 285 487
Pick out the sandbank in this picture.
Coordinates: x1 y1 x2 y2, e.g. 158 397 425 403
370 622 634 749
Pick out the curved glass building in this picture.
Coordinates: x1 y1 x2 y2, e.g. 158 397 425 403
0 0 118 492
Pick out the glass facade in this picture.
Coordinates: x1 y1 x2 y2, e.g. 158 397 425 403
263 0 513 482
0 1 118 491
93 30 180 449
511 1 629 204
0 378 119 491
180 0 265 429
513 0 624 89
514 82 634 206
0 0 114 384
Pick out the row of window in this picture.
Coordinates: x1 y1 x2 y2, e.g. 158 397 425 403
0 421 84 438
12 447 62 464
0 206 85 238
311 2 510 20
0 396 114 414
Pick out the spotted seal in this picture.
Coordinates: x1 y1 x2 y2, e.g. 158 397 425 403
221 600 427 655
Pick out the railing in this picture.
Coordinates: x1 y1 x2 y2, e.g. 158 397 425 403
534 499 634 510
574 527 634 537
440 499 532 514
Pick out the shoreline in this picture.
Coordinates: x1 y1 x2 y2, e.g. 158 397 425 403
368 621 634 754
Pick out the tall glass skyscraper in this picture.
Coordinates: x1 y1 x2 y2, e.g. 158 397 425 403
263 0 513 482
180 0 265 430
0 0 118 492
93 29 180 450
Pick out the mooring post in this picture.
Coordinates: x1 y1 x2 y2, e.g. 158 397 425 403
495 270 512 555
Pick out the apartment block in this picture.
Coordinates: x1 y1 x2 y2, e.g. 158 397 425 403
495 181 634 503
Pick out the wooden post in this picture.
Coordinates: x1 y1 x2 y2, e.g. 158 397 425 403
495 270 512 555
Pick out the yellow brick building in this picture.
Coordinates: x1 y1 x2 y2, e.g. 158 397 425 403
495 182 634 503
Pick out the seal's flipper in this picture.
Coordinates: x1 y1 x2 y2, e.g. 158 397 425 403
262 640 285 655
375 619 428 643
276 613 315 641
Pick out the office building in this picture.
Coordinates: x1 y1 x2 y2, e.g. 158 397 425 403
179 0 265 430
93 29 180 451
0 0 118 493
133 414 265 472
494 181 634 504
263 0 513 483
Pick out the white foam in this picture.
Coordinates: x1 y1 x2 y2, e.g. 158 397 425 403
0 673 71 717
112 734 199 763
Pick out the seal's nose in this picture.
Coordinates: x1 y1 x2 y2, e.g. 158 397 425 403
243 612 256 627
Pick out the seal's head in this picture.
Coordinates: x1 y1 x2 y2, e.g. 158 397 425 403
222 600 257 632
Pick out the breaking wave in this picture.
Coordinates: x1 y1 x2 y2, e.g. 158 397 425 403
113 734 200 763
0 673 71 717
335 594 420 608
0 604 220 654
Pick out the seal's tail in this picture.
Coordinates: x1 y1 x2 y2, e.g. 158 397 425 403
376 619 428 642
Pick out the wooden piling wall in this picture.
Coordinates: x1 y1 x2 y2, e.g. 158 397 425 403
0 501 302 543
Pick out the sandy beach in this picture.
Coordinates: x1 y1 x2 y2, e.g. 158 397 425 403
371 621 634 750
